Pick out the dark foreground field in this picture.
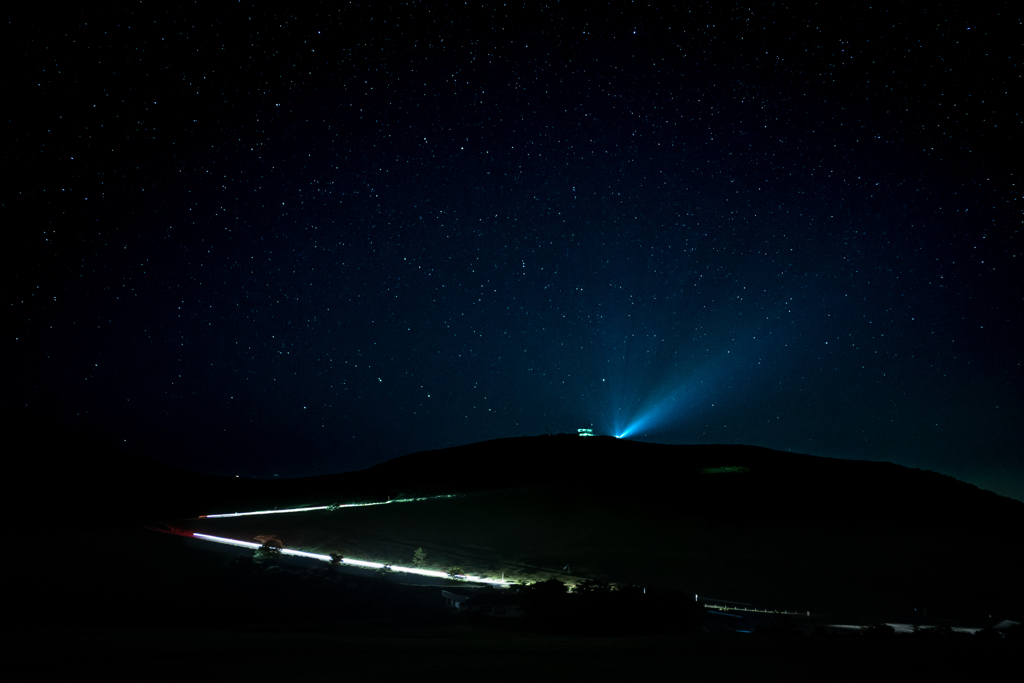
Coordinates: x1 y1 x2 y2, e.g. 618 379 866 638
6 527 1021 681
8 622 1021 681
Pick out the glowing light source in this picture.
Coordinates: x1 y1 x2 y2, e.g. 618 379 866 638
578 428 594 437
610 353 734 440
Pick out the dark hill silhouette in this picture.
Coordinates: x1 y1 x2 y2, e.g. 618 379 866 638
161 433 1021 621
349 434 1024 527
8 412 1022 530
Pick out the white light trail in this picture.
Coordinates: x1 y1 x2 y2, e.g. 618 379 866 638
202 505 332 519
190 533 509 585
194 533 263 550
702 602 804 616
200 494 464 519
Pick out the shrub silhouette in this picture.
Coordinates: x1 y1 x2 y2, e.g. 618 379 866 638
252 535 283 564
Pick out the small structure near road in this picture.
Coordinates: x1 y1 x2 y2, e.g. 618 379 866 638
442 589 524 617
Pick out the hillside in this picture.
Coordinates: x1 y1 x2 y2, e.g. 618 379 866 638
7 414 1022 626
175 434 1024 621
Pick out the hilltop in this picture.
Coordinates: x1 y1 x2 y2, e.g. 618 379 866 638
10 411 1019 529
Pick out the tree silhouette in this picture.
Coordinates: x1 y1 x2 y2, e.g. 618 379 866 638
253 535 283 564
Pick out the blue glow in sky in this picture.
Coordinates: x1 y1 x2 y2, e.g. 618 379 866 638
8 4 1021 501
612 364 717 440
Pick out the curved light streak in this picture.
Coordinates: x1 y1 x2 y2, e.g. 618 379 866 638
191 532 509 585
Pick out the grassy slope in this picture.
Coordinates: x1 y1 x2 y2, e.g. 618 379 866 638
180 438 1024 621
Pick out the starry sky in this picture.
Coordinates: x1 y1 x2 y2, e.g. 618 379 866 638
8 3 1022 499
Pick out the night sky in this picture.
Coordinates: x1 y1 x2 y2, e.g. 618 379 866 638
8 4 1021 499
